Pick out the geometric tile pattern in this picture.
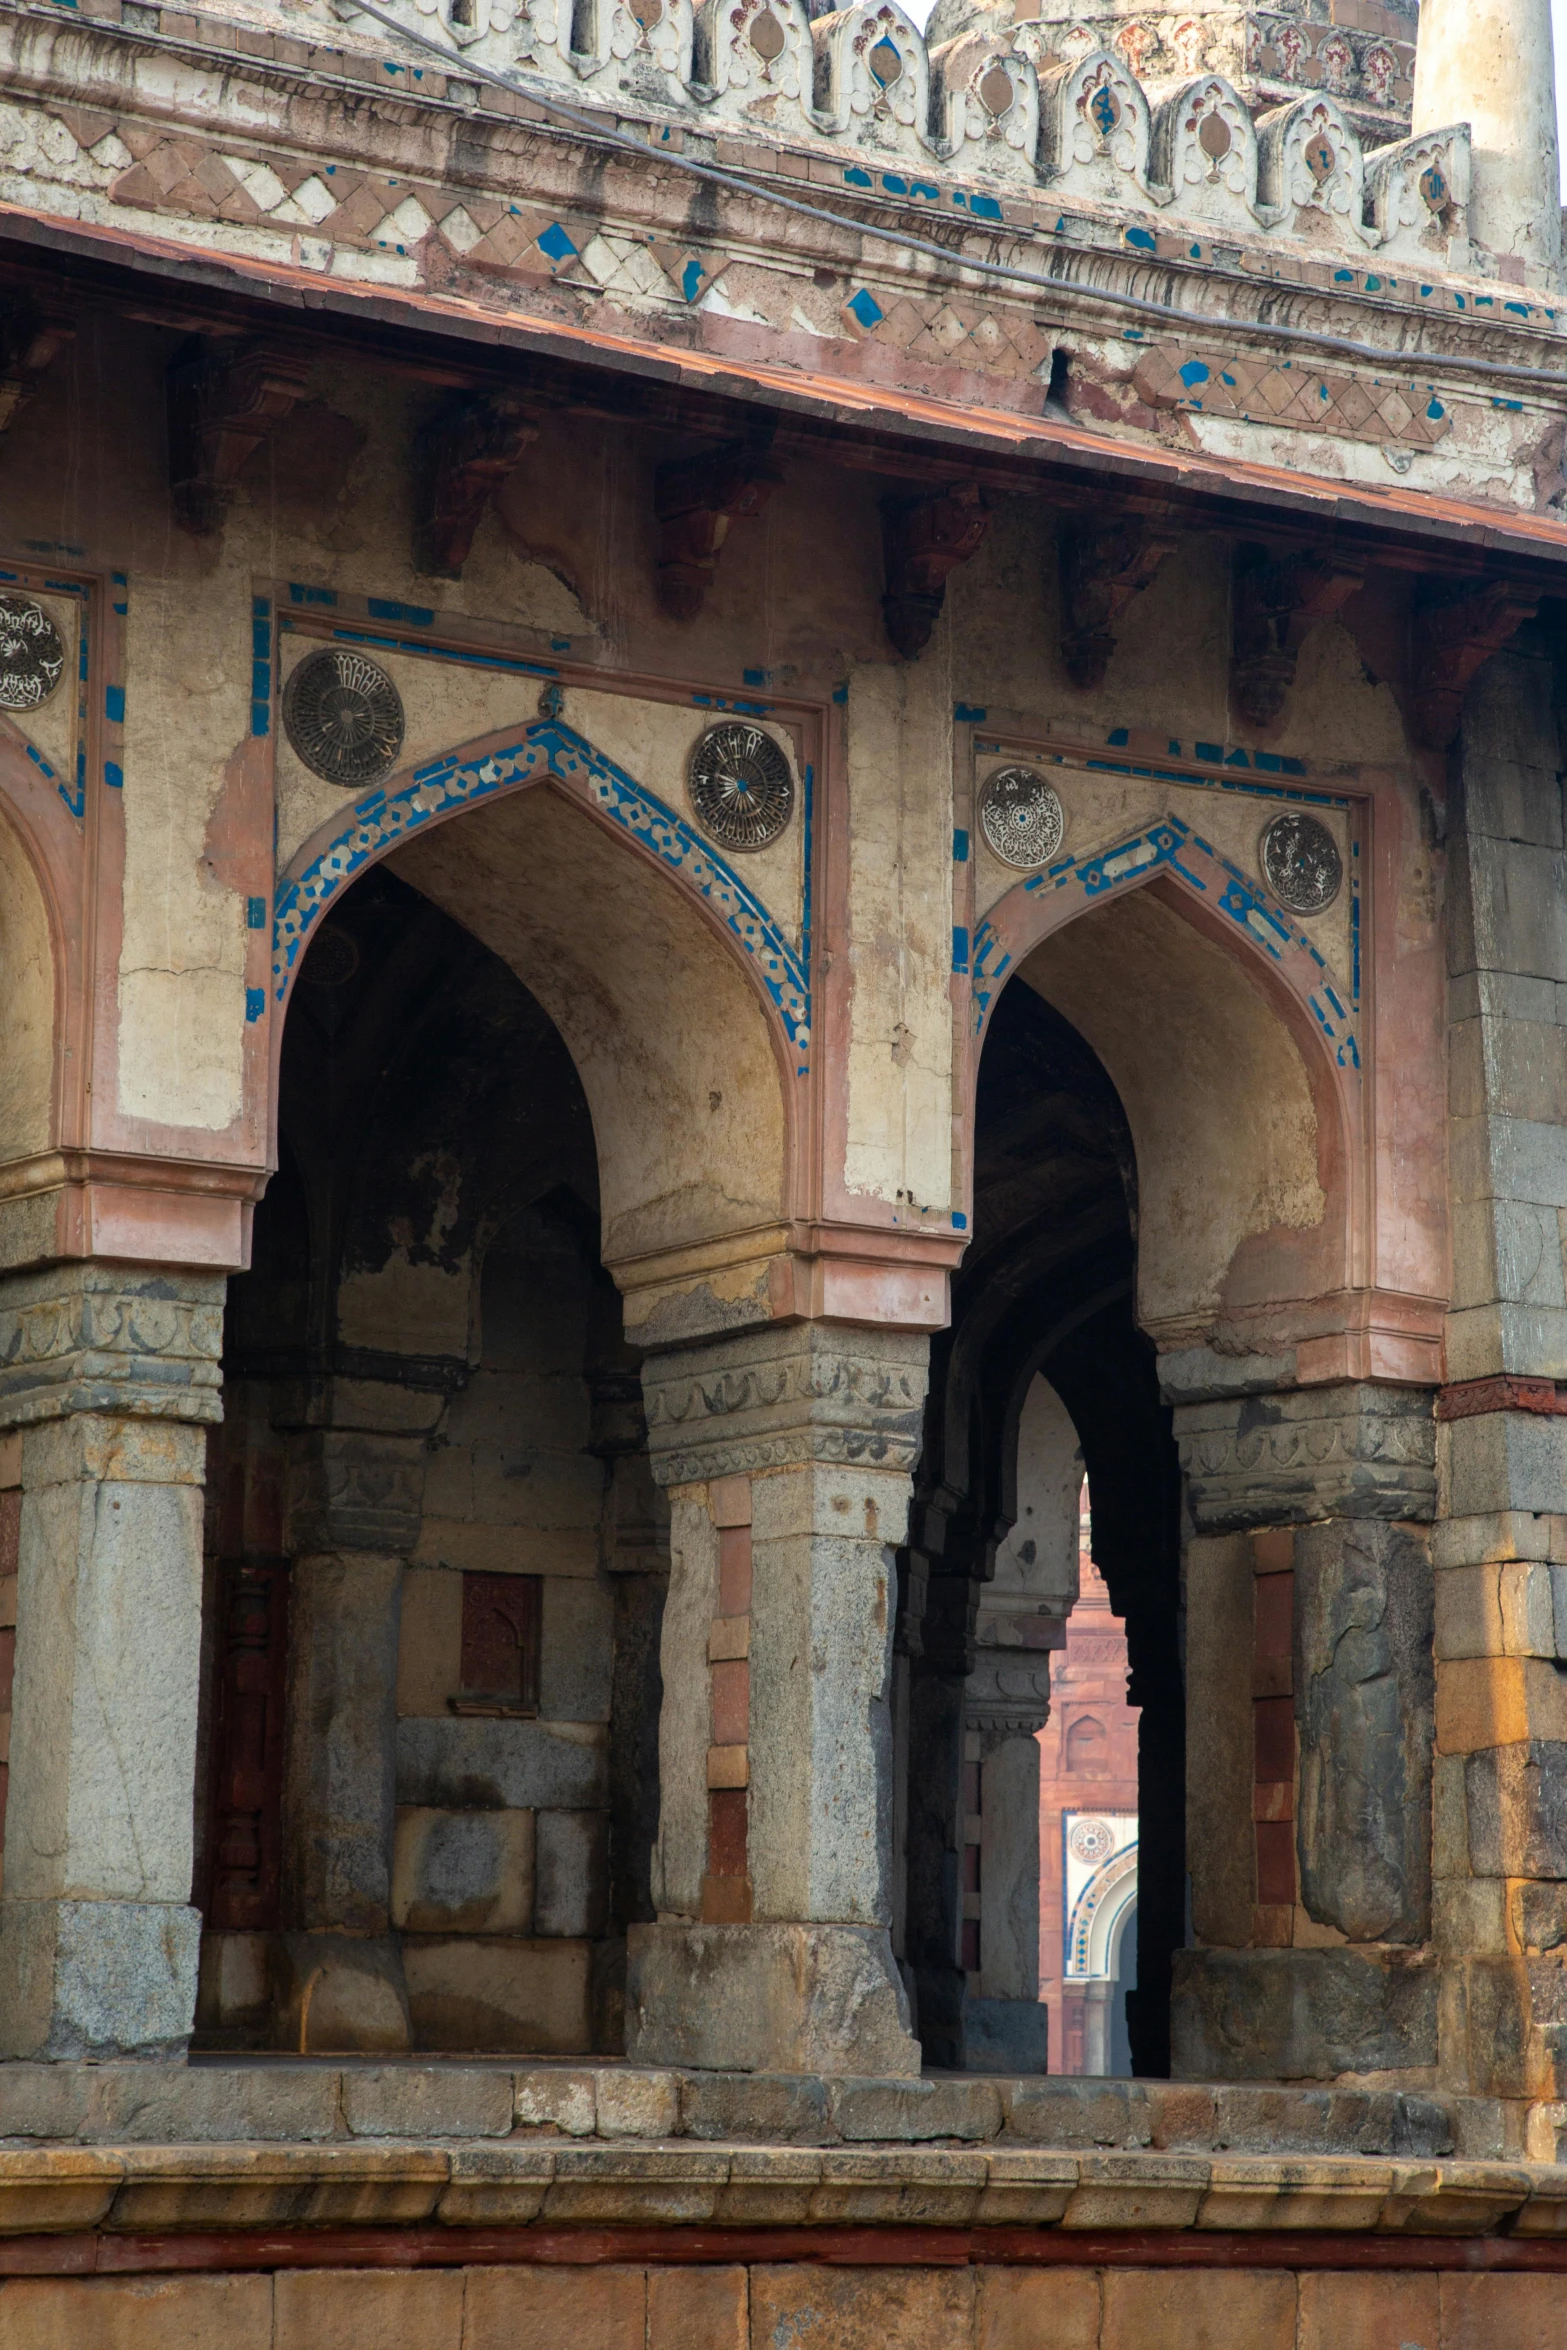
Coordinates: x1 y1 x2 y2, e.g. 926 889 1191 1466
1133 346 1452 447
273 716 811 1063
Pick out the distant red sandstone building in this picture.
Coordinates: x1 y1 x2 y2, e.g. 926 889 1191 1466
1037 1495 1140 2077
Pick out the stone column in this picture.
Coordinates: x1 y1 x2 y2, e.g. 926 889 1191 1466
0 1265 224 2059
274 1418 429 2051
961 1623 1054 2074
1169 1378 1439 2085
626 1322 927 2077
1413 0 1560 284
1435 640 1567 2132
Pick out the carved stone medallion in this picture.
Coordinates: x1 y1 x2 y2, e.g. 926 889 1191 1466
688 722 794 851
0 595 65 711
283 648 405 788
978 766 1065 869
1260 810 1343 913
1069 1815 1116 1865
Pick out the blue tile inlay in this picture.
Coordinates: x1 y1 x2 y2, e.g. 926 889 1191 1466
275 722 811 1062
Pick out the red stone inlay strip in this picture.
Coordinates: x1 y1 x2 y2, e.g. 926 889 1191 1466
5 2228 1567 2277
1436 1376 1567 1422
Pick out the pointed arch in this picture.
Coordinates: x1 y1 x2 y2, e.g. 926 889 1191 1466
270 716 803 1320
964 810 1365 1334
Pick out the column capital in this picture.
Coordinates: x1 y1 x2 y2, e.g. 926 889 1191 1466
1173 1380 1437 1531
0 1263 225 1433
640 1321 929 1490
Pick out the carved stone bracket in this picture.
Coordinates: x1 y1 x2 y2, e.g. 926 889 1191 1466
1059 513 1178 689
655 439 781 620
640 1322 929 1488
0 297 74 438
167 337 314 536
415 393 543 580
1411 577 1540 749
1172 1381 1436 1531
0 1264 225 1431
1231 545 1364 727
881 482 989 659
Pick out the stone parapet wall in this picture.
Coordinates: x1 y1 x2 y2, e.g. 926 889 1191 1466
0 2059 1555 2164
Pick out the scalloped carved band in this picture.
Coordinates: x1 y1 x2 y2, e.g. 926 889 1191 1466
0 1266 227 1431
1173 1381 1437 1529
640 1324 929 1487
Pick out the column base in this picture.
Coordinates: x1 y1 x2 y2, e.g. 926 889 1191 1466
1171 1947 1439 2083
0 1897 201 2059
626 1922 920 2076
963 1995 1050 2075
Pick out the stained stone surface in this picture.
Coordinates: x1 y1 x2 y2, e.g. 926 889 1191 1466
1295 1518 1434 1945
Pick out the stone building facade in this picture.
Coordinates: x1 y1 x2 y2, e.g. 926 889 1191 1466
0 0 1566 2335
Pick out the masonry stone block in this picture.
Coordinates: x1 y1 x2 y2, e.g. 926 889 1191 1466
514 2068 597 2133
274 2268 466 2350
1465 1739 1567 1877
402 1934 592 2052
0 2274 273 2350
963 1997 1051 2076
1512 1880 1567 1952
539 1575 614 1722
1171 1949 1440 2080
749 2263 976 2350
396 1716 608 1811
274 1933 411 2056
1003 2078 1151 2147
677 2069 832 2143
646 2266 747 2350
534 1806 608 1937
1295 1518 1433 1943
1101 2268 1296 2350
391 1806 534 1935
593 2067 679 2137
1441 1411 1567 1520
974 2267 1101 2350
830 2075 1002 2142
0 1897 202 2063
463 2264 646 2350
284 1554 402 1934
341 2062 513 2138
626 1921 919 2077
85 2060 340 2143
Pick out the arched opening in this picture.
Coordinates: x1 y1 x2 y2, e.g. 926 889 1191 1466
0 799 56 1167
901 857 1339 2077
199 738 792 2052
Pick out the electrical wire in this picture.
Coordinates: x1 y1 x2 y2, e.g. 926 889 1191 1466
330 0 1567 394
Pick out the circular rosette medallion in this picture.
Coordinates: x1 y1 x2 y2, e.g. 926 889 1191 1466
283 648 406 788
1260 811 1343 914
688 722 795 852
978 766 1065 870
0 596 65 711
1069 1816 1116 1866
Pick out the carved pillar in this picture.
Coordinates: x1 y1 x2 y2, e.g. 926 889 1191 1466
0 1265 224 2059
627 1322 928 2076
273 1416 431 2051
960 1575 1062 2074
1169 1377 1439 2085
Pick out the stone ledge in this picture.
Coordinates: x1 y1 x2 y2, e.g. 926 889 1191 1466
0 2141 1562 2237
0 2062 1536 2163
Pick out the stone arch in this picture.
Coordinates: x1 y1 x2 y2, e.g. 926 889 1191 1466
967 815 1359 1345
1077 1844 1139 1979
271 717 799 1325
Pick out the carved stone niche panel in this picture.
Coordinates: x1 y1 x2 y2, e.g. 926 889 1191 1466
811 0 932 153
1027 44 1152 206
929 33 1040 178
575 0 695 94
1256 93 1367 241
1148 74 1259 232
1364 125 1471 270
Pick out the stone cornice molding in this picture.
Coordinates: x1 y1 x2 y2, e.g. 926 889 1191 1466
0 1263 225 1431
640 1323 929 1488
1173 1381 1437 1530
